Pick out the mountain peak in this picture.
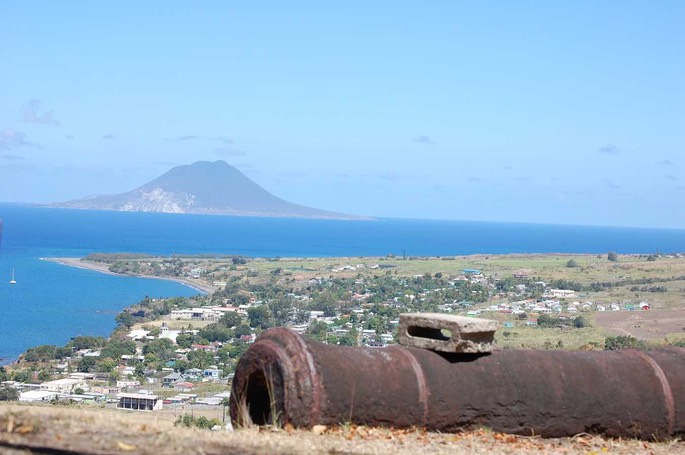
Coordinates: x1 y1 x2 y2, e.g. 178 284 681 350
49 161 366 220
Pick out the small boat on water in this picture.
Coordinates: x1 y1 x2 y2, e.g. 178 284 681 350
9 268 16 284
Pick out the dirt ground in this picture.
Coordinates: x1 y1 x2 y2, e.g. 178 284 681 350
1 404 684 455
594 309 685 340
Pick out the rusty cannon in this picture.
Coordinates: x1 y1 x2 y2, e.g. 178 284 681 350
229 325 685 439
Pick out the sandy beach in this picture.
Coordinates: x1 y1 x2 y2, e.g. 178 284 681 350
42 257 218 294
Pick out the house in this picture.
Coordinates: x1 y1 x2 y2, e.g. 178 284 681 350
170 307 221 321
116 380 140 389
118 366 136 377
548 289 575 298
184 368 203 380
203 368 222 380
309 311 325 320
41 379 86 393
174 381 195 391
116 392 163 411
512 271 529 279
121 355 145 362
19 390 59 402
127 329 151 341
69 372 95 380
191 343 215 352
162 372 182 387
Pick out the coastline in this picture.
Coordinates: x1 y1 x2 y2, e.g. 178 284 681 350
42 257 217 294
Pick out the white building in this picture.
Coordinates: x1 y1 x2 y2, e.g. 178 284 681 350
41 379 86 393
116 392 163 411
548 289 576 298
20 390 58 402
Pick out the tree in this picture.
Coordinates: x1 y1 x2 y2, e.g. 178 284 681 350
78 356 97 372
220 312 242 328
604 335 644 350
142 338 175 360
338 328 359 346
134 363 146 379
100 340 137 359
70 336 106 351
247 305 273 329
38 369 52 382
607 251 618 262
537 314 562 328
115 312 135 328
199 324 232 342
572 316 588 328
234 324 253 339
176 333 197 349
187 350 214 370
566 259 578 268
227 343 249 359
269 297 294 326
306 320 329 341
24 344 57 362
0 386 19 401
11 370 31 383
311 291 339 317
54 346 73 360
96 357 119 373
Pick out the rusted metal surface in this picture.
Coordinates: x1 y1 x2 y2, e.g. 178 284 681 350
398 313 497 353
230 328 685 439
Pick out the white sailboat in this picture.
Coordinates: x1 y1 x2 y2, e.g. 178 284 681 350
9 268 16 284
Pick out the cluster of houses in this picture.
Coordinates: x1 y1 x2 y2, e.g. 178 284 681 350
469 296 651 317
6 261 666 414
5 366 230 413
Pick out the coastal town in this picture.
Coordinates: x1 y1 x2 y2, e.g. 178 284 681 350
2 251 685 421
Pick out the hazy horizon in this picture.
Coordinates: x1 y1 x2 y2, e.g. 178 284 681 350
1 2 683 229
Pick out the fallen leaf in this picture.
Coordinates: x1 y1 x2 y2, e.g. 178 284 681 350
15 425 34 434
312 425 327 435
117 441 137 451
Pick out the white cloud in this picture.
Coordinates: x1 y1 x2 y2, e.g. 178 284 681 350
22 100 60 126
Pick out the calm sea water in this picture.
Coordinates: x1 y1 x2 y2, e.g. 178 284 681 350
1 203 684 363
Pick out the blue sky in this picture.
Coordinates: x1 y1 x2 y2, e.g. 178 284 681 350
1 1 683 228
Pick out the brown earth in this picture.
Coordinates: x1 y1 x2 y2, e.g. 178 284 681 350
1 404 684 455
595 309 685 340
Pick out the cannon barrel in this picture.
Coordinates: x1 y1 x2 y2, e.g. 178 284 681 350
229 327 685 439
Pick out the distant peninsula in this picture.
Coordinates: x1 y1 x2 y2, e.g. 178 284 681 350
46 160 369 220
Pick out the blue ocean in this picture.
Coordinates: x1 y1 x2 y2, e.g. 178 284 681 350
1 203 684 364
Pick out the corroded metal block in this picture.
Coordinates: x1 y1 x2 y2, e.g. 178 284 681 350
398 312 497 353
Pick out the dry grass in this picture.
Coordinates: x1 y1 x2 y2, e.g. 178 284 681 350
1 404 683 454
